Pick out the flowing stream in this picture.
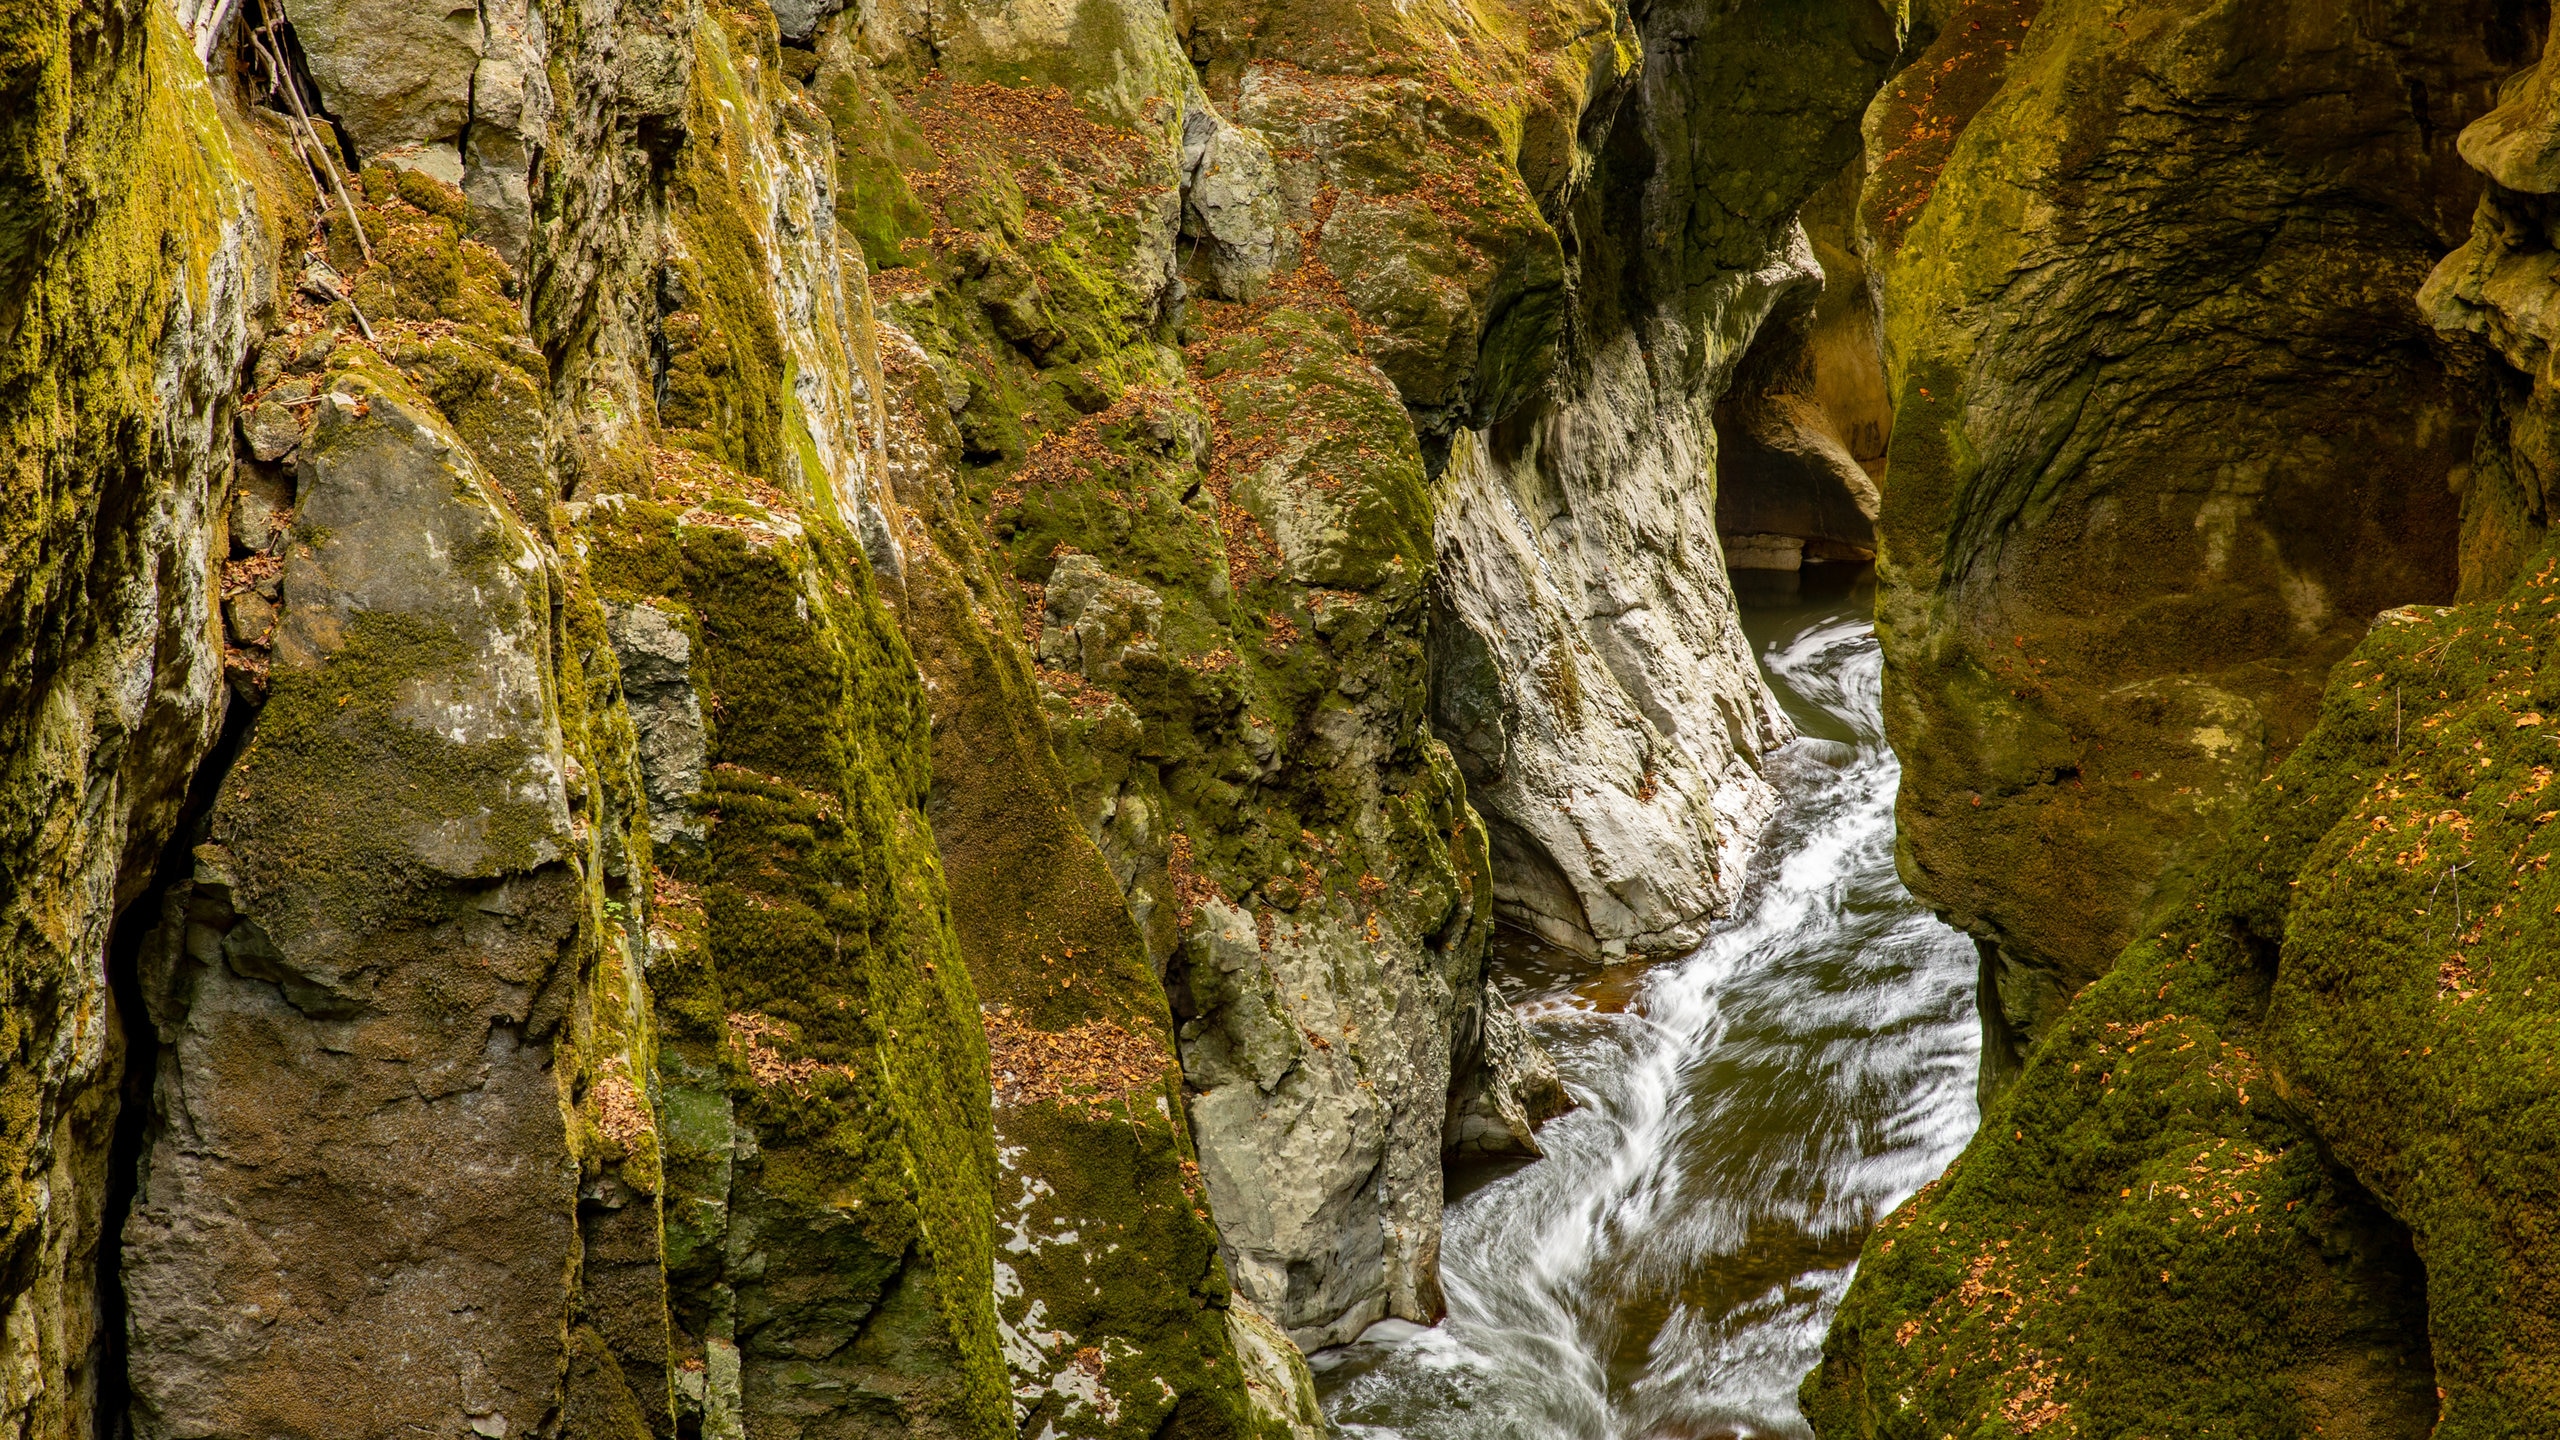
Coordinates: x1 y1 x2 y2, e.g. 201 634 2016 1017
1316 577 1982 1439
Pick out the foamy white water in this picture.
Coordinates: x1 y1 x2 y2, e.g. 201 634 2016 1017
1315 588 1981 1439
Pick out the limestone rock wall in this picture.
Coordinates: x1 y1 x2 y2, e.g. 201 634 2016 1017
1863 0 2533 1083
1810 4 2560 1437
1429 0 1901 960
0 6 262 1432
1712 159 1890 572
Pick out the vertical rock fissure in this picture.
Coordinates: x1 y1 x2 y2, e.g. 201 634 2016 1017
246 0 364 175
92 701 256 1440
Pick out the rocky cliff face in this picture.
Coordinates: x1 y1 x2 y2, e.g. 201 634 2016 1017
1809 3 2560 1436
1429 0 1899 961
2 0 1874 1431
0 5 257 1428
1863 0 2532 1085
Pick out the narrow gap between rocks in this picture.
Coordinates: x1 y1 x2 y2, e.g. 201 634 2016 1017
93 700 257 1440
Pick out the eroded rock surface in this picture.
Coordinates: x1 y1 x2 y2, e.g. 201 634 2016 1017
126 366 587 1440
1865 0 2529 1081
8 0 1919 1429
0 11 258 1433
1429 0 1900 960
1811 5 2560 1438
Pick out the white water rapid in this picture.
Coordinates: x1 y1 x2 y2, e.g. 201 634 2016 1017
1316 582 1982 1440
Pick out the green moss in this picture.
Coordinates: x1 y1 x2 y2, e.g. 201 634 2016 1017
578 444 1007 1434
0 12 253 1419
888 334 1275 1438
655 18 797 486
221 609 561 921
1864 0 2481 1028
1813 540 2560 1438
816 60 936 272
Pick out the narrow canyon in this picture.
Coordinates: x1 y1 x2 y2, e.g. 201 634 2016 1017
3 0 2556 1436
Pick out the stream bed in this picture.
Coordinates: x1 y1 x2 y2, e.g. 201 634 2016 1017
1315 576 1982 1439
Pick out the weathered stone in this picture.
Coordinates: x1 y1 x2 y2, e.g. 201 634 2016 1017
1444 981 1567 1158
1226 1301 1326 1439
767 0 845 42
239 398 302 460
0 10 260 1435
1429 0 1898 960
125 368 584 1440
1811 5 2560 1438
1865 0 2523 1080
228 467 292 552
1038 554 1163 680
1180 110 1282 302
220 589 277 644
603 601 707 848
288 0 482 160
1714 163 1887 565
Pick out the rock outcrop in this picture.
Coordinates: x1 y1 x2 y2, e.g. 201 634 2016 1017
1810 4 2560 1437
0 0 1897 1428
1429 0 1900 960
1863 0 2529 1085
1712 161 1889 574
0 8 258 1431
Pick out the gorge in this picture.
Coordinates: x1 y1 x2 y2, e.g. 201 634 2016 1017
6 0 2560 1435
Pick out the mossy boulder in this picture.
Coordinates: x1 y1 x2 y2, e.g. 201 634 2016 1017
1809 539 2560 1438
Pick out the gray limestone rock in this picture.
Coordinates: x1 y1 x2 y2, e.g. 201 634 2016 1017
1226 1301 1327 1439
1435 359 1793 959
239 398 302 461
221 589 277 644
1177 893 1455 1352
288 0 483 160
1445 981 1567 1157
1040 553 1164 680
1181 110 1283 301
123 376 585 1440
766 0 844 41
229 468 292 551
604 601 708 848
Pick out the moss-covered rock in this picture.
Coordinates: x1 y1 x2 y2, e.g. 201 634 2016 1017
565 16 1012 1430
1865 0 2532 1083
123 355 605 1440
1807 541 2560 1438
1815 24 2560 1428
808 0 1554 1372
0 3 260 1432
